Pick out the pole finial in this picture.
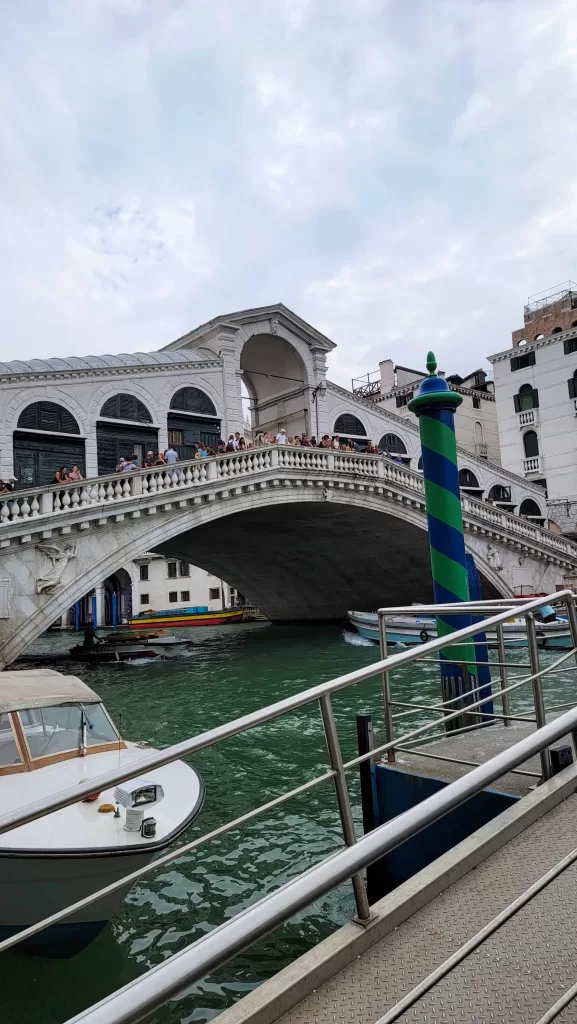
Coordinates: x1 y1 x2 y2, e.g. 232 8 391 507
426 351 437 376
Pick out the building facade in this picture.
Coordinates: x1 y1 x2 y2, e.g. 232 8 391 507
488 285 577 536
354 361 500 466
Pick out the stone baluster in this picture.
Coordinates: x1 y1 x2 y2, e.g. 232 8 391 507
30 495 40 517
9 499 22 520
0 502 9 525
70 488 80 510
20 495 31 519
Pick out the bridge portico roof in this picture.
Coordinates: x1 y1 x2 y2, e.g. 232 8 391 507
0 349 211 378
162 303 337 354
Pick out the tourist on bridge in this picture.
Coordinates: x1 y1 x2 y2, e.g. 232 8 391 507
142 451 156 468
53 466 69 483
69 465 83 481
164 446 179 465
275 429 287 444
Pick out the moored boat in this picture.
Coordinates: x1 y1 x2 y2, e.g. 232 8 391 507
128 606 244 629
0 670 203 955
347 607 573 649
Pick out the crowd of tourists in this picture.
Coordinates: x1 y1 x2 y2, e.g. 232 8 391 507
112 432 405 470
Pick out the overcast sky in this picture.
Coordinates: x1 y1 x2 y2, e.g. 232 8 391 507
1 0 576 386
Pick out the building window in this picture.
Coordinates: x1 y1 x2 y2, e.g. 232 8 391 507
167 562 177 579
534 334 544 340
564 338 577 354
458 468 480 489
488 484 512 503
209 588 221 600
168 591 178 603
169 430 184 447
523 430 539 459
552 327 563 334
100 394 152 423
510 351 536 372
17 401 80 434
170 387 217 416
334 414 367 437
378 433 408 457
568 370 577 399
395 393 412 408
139 564 149 582
514 384 539 412
140 593 149 605
179 561 190 577
180 591 190 602
472 396 480 409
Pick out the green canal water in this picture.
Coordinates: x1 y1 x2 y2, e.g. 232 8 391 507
2 623 576 1024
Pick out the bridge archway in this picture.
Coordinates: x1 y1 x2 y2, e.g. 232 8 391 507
240 334 310 437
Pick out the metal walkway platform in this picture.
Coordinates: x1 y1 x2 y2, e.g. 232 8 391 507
274 794 577 1024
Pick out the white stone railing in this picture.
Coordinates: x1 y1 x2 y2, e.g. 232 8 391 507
0 445 574 561
518 409 538 427
523 456 541 474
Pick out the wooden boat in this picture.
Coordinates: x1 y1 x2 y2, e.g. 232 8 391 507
128 607 244 630
69 646 160 663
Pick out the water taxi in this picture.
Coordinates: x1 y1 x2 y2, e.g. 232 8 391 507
0 670 203 955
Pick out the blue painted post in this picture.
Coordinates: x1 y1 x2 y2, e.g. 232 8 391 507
74 601 80 632
408 353 481 730
91 592 97 629
112 591 118 632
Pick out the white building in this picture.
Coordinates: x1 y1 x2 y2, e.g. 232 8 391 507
355 361 501 466
488 284 577 536
129 555 236 615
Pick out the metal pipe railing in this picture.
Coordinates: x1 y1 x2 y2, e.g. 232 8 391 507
64 705 577 1024
1 591 567 838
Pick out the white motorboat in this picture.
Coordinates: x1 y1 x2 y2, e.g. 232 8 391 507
347 605 572 649
0 670 204 956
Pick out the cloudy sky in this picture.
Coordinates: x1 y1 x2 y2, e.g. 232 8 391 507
1 0 576 386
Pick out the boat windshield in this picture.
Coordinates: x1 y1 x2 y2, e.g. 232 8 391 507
18 703 118 760
0 713 22 768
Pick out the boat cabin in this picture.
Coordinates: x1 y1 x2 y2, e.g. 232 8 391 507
0 671 124 775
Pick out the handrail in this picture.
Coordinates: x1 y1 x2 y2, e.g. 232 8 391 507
65 705 577 1024
0 591 569 837
0 445 571 561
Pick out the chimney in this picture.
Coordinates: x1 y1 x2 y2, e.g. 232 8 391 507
379 359 395 392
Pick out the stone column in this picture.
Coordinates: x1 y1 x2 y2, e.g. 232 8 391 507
310 348 329 438
94 584 105 629
218 325 243 439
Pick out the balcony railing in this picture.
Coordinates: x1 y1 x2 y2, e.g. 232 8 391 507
523 456 541 474
475 442 488 459
519 409 538 427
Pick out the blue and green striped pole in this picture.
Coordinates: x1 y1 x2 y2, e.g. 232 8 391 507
408 353 484 728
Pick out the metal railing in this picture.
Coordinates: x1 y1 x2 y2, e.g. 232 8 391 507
66 698 577 1023
0 592 573 1023
376 592 577 783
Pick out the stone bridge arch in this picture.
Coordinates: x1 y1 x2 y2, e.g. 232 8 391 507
0 486 510 667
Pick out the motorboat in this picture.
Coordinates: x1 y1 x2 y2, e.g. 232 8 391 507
0 670 204 956
69 646 160 663
347 605 573 649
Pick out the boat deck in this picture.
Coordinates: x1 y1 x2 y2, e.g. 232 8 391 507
273 793 577 1024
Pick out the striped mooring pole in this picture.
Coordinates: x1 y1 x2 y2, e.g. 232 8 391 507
408 352 488 729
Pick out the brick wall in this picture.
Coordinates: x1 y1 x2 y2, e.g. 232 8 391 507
512 300 577 346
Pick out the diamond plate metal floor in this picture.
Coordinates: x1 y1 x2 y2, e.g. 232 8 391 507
275 794 577 1024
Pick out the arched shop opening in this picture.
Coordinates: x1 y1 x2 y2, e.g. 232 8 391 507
167 388 221 459
458 468 483 499
334 414 368 445
68 570 133 629
97 394 158 475
519 498 545 525
14 402 85 487
378 433 410 466
488 484 515 513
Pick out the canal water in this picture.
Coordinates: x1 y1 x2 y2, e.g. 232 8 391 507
3 623 575 1024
